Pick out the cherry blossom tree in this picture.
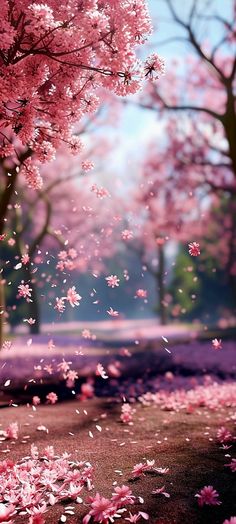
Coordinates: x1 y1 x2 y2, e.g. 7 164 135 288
123 140 208 324
134 0 236 294
0 0 164 344
1 151 119 335
0 0 163 232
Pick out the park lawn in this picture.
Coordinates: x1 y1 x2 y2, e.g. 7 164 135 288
0 398 235 524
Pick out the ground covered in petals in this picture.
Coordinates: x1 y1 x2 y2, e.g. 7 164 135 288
1 393 235 524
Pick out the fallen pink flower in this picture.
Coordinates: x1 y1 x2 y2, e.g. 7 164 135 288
195 485 221 506
0 503 15 523
151 486 170 498
225 459 236 473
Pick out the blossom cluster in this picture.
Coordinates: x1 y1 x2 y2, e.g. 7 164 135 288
0 0 163 187
0 445 94 523
138 381 236 412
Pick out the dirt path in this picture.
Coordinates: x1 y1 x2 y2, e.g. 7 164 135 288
0 398 235 523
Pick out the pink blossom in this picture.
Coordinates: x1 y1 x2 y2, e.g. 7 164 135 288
18 282 32 299
212 338 222 350
46 392 58 405
105 275 120 288
195 485 221 506
54 298 65 313
152 486 170 498
136 289 147 298
107 307 119 317
217 427 232 443
188 242 200 256
66 286 82 307
223 518 236 524
21 253 30 265
84 493 115 524
91 184 110 199
225 459 236 472
122 230 133 240
96 364 108 379
7 238 15 247
131 462 151 478
28 503 47 524
144 53 165 79
111 485 135 508
120 403 136 424
125 512 149 522
5 422 19 440
0 504 15 523
24 317 36 325
80 382 94 400
32 396 41 406
82 160 94 172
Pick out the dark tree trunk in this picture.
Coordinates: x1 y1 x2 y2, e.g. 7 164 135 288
227 194 236 305
23 263 41 335
156 244 168 325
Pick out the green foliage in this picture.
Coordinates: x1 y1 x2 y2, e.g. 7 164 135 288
170 251 200 317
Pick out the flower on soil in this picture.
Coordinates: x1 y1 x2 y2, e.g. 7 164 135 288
217 427 232 443
195 485 221 506
225 459 236 472
0 503 15 522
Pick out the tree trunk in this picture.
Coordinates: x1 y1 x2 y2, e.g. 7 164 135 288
0 281 5 347
25 263 41 335
29 281 41 335
226 194 236 305
156 244 168 325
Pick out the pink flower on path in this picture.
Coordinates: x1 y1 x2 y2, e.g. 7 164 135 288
46 392 58 405
83 493 115 524
28 503 47 524
5 422 19 440
131 461 152 478
106 275 120 288
223 518 236 524
125 512 149 522
195 486 221 506
120 403 135 424
111 485 135 508
18 282 32 299
0 503 15 522
217 427 232 443
152 486 170 498
212 338 222 350
188 242 200 257
225 459 236 472
66 286 82 307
